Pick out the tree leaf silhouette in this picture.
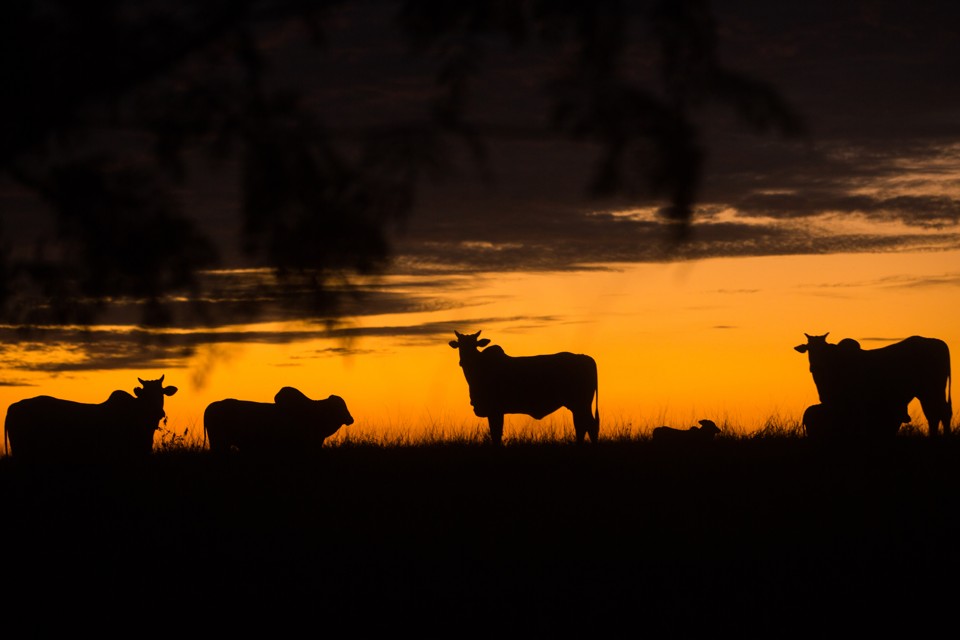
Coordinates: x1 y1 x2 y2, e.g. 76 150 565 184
0 0 803 329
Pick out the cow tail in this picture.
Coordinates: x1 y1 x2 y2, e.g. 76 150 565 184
3 406 11 457
594 366 600 430
948 349 953 429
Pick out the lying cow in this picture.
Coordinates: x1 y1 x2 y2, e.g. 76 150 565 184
4 375 178 459
652 419 722 443
801 402 906 441
449 330 599 445
203 386 354 454
801 404 836 441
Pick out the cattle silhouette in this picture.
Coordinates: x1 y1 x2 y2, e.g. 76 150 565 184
795 333 952 437
801 400 908 441
652 419 722 442
203 387 354 454
801 403 831 440
449 330 599 445
4 376 179 459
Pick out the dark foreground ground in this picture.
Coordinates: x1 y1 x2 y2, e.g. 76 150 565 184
2 435 960 635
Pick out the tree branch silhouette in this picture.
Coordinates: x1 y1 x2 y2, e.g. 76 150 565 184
0 0 803 330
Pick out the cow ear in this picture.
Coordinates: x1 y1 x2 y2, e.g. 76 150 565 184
134 387 142 397
449 340 460 349
478 338 491 347
794 344 808 353
163 386 178 396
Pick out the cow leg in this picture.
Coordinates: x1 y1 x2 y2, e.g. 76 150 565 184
918 396 950 436
572 408 594 444
937 397 951 435
488 414 504 446
588 413 600 443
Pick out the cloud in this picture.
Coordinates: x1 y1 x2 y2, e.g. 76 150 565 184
0 315 561 372
858 337 916 344
733 190 960 228
391 203 960 274
4 0 960 345
0 378 35 387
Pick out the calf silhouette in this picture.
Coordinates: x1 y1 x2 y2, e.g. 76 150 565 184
652 419 722 442
449 330 599 445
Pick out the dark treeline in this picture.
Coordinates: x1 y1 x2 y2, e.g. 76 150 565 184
2 437 958 634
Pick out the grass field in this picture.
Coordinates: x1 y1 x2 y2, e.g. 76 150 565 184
2 427 958 635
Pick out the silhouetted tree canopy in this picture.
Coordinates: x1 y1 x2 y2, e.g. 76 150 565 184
0 0 802 329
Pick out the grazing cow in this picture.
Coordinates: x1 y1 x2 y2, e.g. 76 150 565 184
4 376 179 459
203 387 354 454
652 419 722 442
795 333 951 437
448 330 599 445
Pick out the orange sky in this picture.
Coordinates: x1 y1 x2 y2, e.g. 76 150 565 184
5 3 960 453
3 247 956 450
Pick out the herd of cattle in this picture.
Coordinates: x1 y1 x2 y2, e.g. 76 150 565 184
795 333 952 440
1 330 953 458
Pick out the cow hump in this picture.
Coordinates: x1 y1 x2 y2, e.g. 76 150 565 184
275 386 312 405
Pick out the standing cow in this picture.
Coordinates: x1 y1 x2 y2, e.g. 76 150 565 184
4 375 179 459
203 387 354 454
449 330 599 445
795 333 952 437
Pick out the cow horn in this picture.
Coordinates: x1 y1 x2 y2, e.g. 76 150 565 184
138 377 145 385
159 374 165 383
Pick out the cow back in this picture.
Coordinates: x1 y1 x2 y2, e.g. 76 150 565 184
828 336 949 404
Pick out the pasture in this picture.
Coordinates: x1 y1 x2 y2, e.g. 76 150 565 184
2 426 959 635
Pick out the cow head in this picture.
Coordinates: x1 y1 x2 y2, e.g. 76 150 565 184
795 333 865 370
274 387 355 440
697 419 721 437
134 375 179 427
795 333 869 406
793 332 830 354
449 330 491 367
326 394 355 426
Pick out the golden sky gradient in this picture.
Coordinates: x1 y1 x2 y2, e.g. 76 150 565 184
3 3 960 452
3 247 956 450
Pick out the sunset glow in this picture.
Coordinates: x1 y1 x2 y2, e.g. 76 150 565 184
3 1 959 452
3 247 956 450
9 5 960 637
